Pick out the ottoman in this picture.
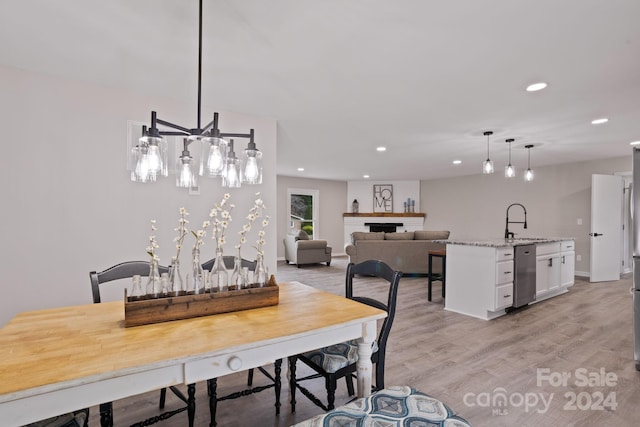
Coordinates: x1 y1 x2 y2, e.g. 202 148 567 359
292 386 471 426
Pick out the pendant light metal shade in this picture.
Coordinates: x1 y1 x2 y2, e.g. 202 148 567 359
482 131 494 174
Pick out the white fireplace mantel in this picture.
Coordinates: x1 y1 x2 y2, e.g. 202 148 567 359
343 213 425 245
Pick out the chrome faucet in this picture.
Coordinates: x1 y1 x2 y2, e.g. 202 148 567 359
505 203 528 239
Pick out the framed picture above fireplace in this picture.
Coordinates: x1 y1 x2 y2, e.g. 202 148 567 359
373 184 393 212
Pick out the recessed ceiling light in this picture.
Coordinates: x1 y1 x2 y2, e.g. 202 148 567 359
591 118 609 125
363 174 370 179
376 146 386 152
630 141 640 146
526 82 547 92
452 160 462 165
297 167 304 172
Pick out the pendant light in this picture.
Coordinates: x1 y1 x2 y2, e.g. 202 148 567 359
482 131 494 174
504 138 515 178
524 144 535 181
131 0 262 189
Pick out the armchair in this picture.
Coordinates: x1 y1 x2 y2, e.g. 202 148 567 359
283 230 332 268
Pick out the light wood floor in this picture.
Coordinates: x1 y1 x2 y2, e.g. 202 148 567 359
88 256 640 426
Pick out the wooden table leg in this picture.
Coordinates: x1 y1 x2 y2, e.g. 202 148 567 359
357 320 376 397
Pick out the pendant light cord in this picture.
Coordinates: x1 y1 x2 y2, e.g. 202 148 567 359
197 0 203 130
484 131 493 159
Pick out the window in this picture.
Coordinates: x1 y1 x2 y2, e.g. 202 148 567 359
287 188 319 239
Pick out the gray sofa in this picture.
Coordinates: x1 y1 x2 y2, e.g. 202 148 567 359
284 230 332 267
344 230 450 275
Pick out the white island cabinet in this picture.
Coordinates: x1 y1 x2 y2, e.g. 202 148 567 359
535 241 576 300
439 238 575 320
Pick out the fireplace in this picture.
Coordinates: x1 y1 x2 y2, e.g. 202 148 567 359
366 222 403 233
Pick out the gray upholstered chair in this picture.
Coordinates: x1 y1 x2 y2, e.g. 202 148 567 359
283 230 332 268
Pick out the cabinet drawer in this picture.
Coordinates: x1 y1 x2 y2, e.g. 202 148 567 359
561 241 575 251
537 243 561 256
495 283 513 310
496 248 514 262
496 260 514 285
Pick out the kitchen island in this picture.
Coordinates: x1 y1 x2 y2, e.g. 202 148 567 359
434 238 575 320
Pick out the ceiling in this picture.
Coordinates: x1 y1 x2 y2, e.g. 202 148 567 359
1 0 639 181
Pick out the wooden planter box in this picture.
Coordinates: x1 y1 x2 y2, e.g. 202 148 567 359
124 282 279 327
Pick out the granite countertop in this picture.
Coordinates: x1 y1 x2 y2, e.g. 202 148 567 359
432 237 574 248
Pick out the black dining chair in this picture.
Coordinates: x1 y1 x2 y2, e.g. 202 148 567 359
89 261 196 427
201 255 257 273
200 255 282 426
288 260 402 412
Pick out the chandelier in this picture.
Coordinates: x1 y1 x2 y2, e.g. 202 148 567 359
130 0 262 189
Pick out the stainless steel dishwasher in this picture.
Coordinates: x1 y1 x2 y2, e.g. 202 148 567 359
512 244 536 309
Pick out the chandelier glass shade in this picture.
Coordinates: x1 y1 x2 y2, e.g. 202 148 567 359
200 136 228 178
482 131 494 174
131 129 168 183
176 139 198 188
129 0 262 189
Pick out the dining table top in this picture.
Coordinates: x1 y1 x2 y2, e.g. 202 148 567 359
0 281 386 401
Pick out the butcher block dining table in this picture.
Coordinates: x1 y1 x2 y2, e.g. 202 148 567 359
0 281 386 426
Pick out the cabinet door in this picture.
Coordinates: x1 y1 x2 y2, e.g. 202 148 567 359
537 255 562 295
561 251 575 287
536 257 550 296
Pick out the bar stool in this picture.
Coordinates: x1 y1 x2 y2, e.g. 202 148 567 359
428 249 446 301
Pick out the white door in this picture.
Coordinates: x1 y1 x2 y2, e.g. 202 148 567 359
590 174 623 282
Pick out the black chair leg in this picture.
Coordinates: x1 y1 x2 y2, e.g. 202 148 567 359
288 356 297 413
207 378 218 427
274 359 282 415
187 383 196 427
247 368 254 386
99 402 113 427
345 374 355 397
159 387 167 409
326 375 337 411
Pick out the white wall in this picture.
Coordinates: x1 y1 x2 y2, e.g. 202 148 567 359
347 180 420 213
276 176 347 258
0 64 277 326
420 156 631 275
